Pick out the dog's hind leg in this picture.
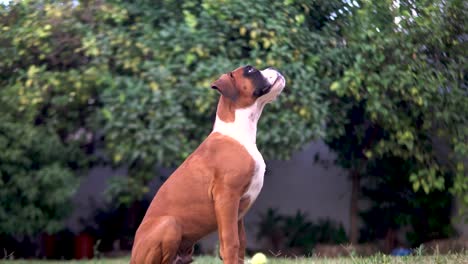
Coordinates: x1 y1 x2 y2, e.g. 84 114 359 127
131 216 182 264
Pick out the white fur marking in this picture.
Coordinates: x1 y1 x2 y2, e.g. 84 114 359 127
212 102 266 208
212 68 285 217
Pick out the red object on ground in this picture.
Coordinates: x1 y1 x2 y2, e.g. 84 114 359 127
42 233 56 258
74 233 94 259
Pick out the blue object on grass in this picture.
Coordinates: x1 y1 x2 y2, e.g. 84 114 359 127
391 247 412 256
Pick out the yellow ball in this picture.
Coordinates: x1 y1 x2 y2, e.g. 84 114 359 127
251 252 268 264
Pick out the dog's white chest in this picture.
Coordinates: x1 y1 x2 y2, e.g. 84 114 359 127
242 145 265 203
212 103 267 215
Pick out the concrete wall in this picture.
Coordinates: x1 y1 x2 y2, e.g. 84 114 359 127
65 166 128 232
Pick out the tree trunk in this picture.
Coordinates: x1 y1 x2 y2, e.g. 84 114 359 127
350 170 360 244
384 228 397 253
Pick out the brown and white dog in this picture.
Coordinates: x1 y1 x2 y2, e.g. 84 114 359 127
130 65 285 264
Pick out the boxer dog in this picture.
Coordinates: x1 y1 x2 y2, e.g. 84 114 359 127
131 65 285 264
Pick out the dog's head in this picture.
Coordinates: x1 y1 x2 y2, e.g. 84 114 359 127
211 65 285 110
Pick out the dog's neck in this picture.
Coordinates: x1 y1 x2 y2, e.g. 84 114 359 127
212 99 265 145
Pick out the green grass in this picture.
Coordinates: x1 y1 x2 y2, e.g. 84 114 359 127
194 254 468 263
1 254 467 264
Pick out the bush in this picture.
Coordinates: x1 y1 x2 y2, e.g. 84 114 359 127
256 209 348 254
0 1 92 236
0 118 84 236
0 0 344 230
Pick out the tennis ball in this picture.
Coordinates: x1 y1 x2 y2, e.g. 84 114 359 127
251 252 268 264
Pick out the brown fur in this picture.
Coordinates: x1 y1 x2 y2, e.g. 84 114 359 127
212 66 259 123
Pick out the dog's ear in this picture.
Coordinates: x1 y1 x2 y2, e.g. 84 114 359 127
211 74 239 102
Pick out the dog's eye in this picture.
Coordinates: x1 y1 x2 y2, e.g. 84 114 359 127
246 66 255 74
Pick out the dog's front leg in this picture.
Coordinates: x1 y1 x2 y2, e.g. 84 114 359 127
238 218 246 264
214 190 240 264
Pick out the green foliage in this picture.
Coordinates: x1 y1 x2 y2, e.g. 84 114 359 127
0 117 84 235
1 0 350 206
323 0 468 223
256 208 284 251
1 0 348 209
0 1 93 235
283 211 348 252
0 0 465 240
360 156 456 246
256 209 348 254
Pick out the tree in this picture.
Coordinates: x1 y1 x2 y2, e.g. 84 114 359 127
92 0 349 205
0 0 348 217
0 0 97 235
0 118 84 236
2 0 464 246
322 0 467 243
360 156 455 249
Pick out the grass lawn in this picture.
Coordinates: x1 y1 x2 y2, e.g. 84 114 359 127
1 254 467 264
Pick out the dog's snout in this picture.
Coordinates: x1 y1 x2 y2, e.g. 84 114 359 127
260 68 279 84
268 67 284 76
266 66 279 72
268 67 285 77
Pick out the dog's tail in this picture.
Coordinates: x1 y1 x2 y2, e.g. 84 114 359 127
130 216 182 264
